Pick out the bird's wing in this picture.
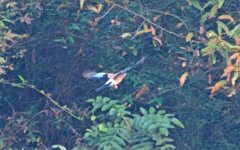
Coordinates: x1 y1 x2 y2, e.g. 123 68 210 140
82 71 108 79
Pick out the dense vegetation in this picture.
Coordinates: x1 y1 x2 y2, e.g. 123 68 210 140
0 0 240 149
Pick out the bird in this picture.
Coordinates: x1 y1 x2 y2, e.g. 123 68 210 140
82 57 145 92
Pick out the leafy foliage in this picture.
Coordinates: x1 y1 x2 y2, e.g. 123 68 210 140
84 96 184 150
0 0 240 149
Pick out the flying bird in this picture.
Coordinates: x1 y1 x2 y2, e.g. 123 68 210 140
82 57 145 92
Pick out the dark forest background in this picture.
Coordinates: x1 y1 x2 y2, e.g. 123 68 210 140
0 0 240 149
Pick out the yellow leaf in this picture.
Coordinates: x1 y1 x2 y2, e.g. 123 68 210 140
218 15 235 24
120 33 132 39
97 3 103 13
231 72 239 86
87 5 98 13
221 65 235 78
143 23 149 32
185 32 193 42
6 2 17 8
179 72 189 87
135 30 147 36
80 0 85 10
182 62 187 68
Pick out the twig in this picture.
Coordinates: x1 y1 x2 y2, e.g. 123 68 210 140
0 80 83 121
110 1 185 38
100 5 115 20
121 115 130 128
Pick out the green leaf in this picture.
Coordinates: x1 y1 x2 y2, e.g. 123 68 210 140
12 83 24 88
98 123 108 132
218 0 225 8
149 107 156 114
217 21 230 35
18 75 26 83
51 144 67 150
110 141 123 150
160 144 176 150
191 0 203 11
0 57 6 64
159 128 169 136
108 108 117 116
230 24 240 38
209 4 219 19
171 118 185 128
163 137 174 143
140 107 148 115
113 136 126 146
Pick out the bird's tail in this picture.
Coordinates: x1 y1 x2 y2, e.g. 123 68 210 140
95 84 109 92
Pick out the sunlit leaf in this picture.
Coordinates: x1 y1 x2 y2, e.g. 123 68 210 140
51 145 67 150
218 0 225 8
221 65 235 78
135 84 149 99
182 62 187 68
208 80 226 94
120 33 132 39
97 3 103 13
209 4 218 19
217 21 230 35
153 36 163 46
143 23 149 32
87 5 98 13
171 118 184 128
6 2 17 8
199 25 205 35
185 32 193 42
80 0 85 10
218 15 235 24
235 36 240 46
150 25 156 35
179 72 189 87
153 15 160 22
0 57 6 64
231 72 238 86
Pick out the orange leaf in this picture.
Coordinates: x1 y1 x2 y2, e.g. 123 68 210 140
208 80 226 94
199 25 205 35
150 25 156 36
235 36 240 46
221 65 235 78
218 15 236 24
230 53 240 60
152 36 163 46
186 32 193 42
135 84 149 100
179 72 189 86
153 15 160 22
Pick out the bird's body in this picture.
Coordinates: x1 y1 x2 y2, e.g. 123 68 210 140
82 57 145 92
